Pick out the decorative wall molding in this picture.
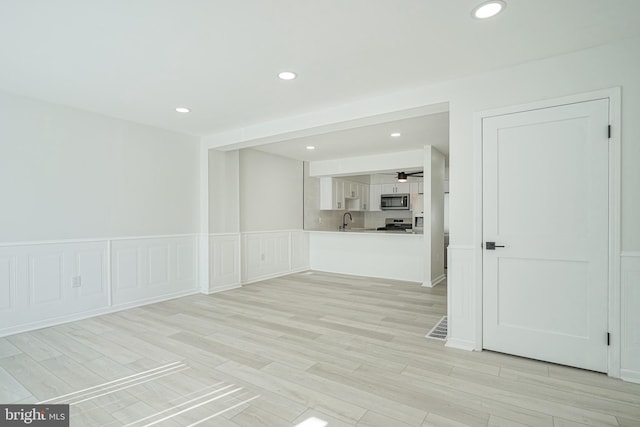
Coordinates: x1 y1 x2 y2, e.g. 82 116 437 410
207 233 241 293
111 236 198 307
242 230 309 285
621 252 640 383
445 245 478 351
0 234 199 337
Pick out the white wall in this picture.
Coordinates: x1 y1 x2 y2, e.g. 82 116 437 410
239 149 303 232
209 149 240 234
0 91 200 242
0 91 201 335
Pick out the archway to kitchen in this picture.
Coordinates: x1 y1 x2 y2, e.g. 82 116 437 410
203 102 450 335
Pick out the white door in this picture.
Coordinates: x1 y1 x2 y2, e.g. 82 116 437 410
482 99 609 372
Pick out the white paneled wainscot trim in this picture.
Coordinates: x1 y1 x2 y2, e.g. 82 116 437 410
0 235 199 337
621 252 640 384
207 233 242 293
111 235 198 308
445 245 477 351
242 230 310 284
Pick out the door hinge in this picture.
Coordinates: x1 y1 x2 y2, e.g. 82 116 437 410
608 125 612 139
607 332 611 346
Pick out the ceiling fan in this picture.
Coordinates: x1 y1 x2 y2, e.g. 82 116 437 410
396 171 423 182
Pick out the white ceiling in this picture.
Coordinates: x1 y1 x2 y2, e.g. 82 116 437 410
1 0 639 141
253 111 449 162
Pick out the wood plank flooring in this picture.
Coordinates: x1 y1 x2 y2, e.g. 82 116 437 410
1 271 639 426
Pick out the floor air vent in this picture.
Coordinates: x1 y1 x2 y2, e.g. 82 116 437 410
425 316 447 341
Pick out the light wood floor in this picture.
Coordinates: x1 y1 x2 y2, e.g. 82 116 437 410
1 271 639 426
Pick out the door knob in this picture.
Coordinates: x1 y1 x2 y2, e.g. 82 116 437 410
485 242 505 250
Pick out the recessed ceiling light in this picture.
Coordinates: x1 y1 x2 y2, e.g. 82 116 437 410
472 1 506 19
306 146 316 150
390 132 401 137
278 71 297 80
175 107 190 113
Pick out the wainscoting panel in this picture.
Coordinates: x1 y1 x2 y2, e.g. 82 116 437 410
621 252 640 383
445 245 478 351
29 252 64 305
0 241 109 337
208 234 241 293
115 246 140 291
291 231 310 272
0 256 15 310
262 233 290 278
111 236 198 307
0 235 198 337
243 232 290 283
76 249 105 297
177 242 196 283
148 245 170 286
242 230 309 284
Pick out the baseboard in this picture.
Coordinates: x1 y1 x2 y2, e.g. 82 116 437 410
423 273 446 288
0 288 200 338
620 369 640 384
201 283 242 295
242 267 309 285
445 337 476 351
111 289 199 310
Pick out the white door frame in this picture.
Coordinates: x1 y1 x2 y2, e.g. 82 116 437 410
472 88 622 377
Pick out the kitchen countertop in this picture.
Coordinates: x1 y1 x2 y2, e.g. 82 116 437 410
308 228 423 235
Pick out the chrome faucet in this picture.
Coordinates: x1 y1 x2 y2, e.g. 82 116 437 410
341 212 353 230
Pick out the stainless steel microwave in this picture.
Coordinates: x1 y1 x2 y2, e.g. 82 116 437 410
381 193 410 210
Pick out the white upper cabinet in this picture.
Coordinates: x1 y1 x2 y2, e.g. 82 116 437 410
345 181 359 199
320 177 346 210
381 182 411 194
334 178 345 209
320 177 372 211
359 183 369 211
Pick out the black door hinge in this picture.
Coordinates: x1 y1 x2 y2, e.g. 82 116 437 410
607 332 611 346
608 125 612 139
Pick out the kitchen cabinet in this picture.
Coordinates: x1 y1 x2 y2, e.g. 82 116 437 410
334 178 345 209
369 184 382 211
381 182 411 194
345 181 359 199
321 178 372 211
359 183 369 210
320 177 345 210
